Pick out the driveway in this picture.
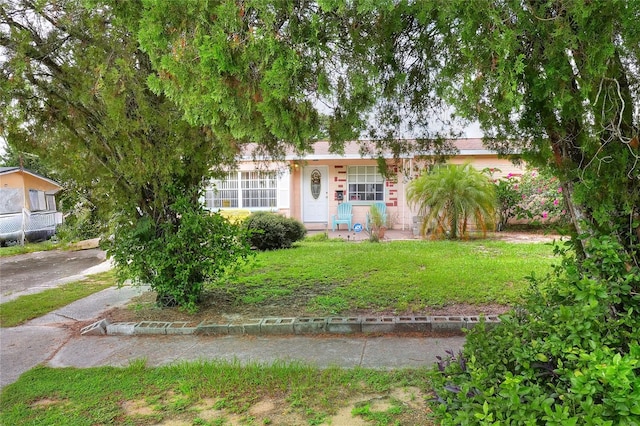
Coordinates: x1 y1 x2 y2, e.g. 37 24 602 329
0 248 110 303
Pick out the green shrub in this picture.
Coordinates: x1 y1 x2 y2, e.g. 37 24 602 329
106 192 253 312
244 211 307 250
430 236 640 425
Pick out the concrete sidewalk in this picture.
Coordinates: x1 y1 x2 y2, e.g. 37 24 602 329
0 286 465 388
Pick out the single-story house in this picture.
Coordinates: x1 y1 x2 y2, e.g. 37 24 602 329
0 167 63 244
204 139 523 232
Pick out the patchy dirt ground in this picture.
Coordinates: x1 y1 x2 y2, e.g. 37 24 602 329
490 230 565 244
116 387 435 425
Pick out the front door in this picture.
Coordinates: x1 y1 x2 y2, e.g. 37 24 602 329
302 166 328 223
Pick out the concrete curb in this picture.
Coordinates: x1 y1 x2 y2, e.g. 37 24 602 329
89 315 502 336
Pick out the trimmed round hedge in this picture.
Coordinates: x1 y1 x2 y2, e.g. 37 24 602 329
244 211 307 250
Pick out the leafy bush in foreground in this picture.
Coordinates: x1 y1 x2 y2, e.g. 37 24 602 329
108 193 253 312
431 236 640 425
244 211 307 250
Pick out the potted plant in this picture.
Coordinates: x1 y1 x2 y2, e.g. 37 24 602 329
367 203 387 242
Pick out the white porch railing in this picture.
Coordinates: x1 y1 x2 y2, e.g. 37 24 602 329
0 210 63 243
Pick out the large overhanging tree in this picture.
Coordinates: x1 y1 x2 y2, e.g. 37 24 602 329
136 1 459 161
0 0 255 310
433 0 640 267
2 0 637 419
383 1 639 421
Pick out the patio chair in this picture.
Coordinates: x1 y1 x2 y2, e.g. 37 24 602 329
331 202 353 231
366 202 388 231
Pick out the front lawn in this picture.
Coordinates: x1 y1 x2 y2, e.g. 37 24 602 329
216 239 557 314
0 239 559 425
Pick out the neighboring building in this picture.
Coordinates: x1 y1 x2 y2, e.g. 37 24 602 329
0 167 63 244
204 139 523 231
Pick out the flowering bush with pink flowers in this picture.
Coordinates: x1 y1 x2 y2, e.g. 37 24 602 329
491 168 569 230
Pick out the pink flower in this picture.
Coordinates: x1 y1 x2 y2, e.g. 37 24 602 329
558 187 563 193
542 211 548 219
553 199 559 206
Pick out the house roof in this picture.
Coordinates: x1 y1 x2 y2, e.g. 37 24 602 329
241 138 498 161
0 167 63 190
275 138 497 161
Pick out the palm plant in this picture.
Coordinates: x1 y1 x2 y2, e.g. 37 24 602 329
406 163 497 239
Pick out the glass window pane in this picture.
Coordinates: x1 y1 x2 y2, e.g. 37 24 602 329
346 166 385 203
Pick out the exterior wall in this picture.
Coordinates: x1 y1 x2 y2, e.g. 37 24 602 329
224 148 524 232
0 172 25 189
291 159 386 230
0 171 61 212
289 164 302 220
20 173 61 193
288 158 406 230
330 160 380 230
0 173 27 213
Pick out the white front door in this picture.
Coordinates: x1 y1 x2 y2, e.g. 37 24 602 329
302 166 328 223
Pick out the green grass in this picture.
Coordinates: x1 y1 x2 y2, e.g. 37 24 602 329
0 240 67 257
0 361 435 425
0 239 558 424
1 239 556 325
217 239 557 313
0 271 115 327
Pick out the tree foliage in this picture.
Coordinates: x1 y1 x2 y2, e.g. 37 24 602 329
0 0 245 307
407 163 496 239
0 144 51 177
432 240 640 424
431 0 640 266
413 2 640 422
136 0 459 160
109 188 252 311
